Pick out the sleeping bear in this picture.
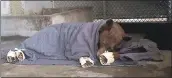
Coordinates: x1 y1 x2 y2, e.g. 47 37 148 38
7 19 130 68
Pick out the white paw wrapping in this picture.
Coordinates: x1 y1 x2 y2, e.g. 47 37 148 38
7 50 16 57
99 51 115 65
7 48 26 63
79 57 94 68
7 50 17 63
15 48 25 61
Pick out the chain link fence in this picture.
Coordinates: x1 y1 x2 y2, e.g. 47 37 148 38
54 0 171 23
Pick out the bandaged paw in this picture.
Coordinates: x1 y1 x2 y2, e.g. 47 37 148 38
7 48 25 63
79 57 94 68
7 50 18 63
99 51 115 65
14 48 25 61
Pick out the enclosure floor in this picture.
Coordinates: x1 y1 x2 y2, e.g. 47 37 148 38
0 36 171 77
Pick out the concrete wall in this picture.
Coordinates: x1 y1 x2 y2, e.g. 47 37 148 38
1 9 92 37
51 8 92 24
22 1 53 15
1 1 11 15
1 1 53 16
1 16 51 37
54 1 104 19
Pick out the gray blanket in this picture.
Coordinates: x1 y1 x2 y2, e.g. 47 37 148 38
111 39 163 65
15 21 106 65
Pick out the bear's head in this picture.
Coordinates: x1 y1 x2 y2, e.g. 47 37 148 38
98 19 131 52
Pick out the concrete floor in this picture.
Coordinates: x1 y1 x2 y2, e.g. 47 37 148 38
0 36 171 77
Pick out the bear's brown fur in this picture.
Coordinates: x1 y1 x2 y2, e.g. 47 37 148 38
97 19 127 59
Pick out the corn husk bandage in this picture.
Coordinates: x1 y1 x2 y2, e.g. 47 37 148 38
99 51 115 65
7 50 17 63
79 57 94 68
14 48 26 61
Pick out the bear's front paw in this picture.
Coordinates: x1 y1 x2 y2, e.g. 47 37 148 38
79 57 94 68
7 48 25 63
14 48 25 61
7 50 18 63
99 51 115 65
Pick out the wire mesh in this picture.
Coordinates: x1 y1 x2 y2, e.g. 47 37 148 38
105 0 169 23
53 0 171 23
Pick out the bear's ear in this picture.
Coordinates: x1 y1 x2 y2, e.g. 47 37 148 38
103 19 114 31
106 19 114 26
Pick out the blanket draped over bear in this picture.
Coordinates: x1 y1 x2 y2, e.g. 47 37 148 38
16 21 106 65
1 21 163 65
